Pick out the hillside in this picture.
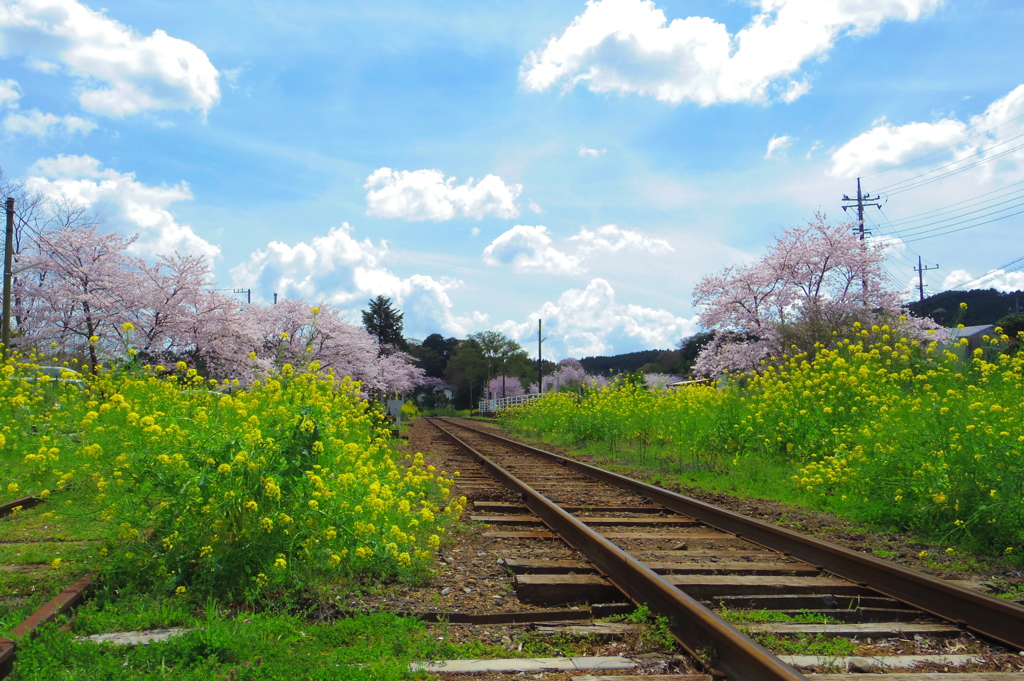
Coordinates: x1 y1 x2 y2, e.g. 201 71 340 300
909 288 1024 326
579 349 667 375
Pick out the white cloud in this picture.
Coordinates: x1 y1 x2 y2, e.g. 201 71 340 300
780 79 810 103
831 84 1024 178
25 154 220 261
485 223 673 275
520 0 938 106
764 134 794 159
579 144 605 157
567 223 673 255
0 0 220 116
364 167 522 221
4 108 95 136
483 224 584 275
495 278 699 357
231 224 484 336
829 119 967 177
805 140 822 159
0 78 20 107
528 200 543 214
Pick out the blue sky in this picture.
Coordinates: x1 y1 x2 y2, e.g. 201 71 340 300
3 0 1023 359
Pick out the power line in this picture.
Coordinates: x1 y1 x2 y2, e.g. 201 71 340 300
900 206 1024 243
882 196 1024 239
876 138 1024 196
881 180 1024 227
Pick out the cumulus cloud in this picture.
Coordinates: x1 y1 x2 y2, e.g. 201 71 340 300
25 154 220 261
780 79 810 103
5 109 95 136
764 134 794 159
365 167 522 221
0 78 20 107
496 278 699 357
483 224 584 275
830 119 967 177
231 224 485 336
579 144 605 157
520 0 938 106
484 223 673 275
831 84 1024 178
568 223 673 254
0 0 220 116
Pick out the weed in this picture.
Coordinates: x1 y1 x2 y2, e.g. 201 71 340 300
750 632 856 656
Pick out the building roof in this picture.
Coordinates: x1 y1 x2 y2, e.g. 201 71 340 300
950 324 995 338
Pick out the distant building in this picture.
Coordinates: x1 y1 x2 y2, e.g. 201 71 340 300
945 324 996 360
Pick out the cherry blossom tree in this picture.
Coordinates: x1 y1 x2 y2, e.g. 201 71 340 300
692 214 941 376
14 224 138 371
487 375 525 399
242 300 424 392
8 191 427 389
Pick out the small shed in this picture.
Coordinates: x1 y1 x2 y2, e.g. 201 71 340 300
949 324 995 354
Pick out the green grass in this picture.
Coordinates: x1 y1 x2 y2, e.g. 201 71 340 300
11 597 510 680
717 607 840 625
0 492 107 635
748 632 857 657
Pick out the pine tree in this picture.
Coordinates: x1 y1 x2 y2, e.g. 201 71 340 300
361 295 407 350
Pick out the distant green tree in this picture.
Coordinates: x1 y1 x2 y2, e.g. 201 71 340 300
677 332 715 375
361 295 407 351
996 313 1024 353
423 333 459 366
445 339 489 409
468 330 526 381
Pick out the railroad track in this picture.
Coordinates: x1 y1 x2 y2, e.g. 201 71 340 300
427 416 1024 681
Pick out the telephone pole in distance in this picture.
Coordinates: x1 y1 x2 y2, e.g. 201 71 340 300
914 256 940 303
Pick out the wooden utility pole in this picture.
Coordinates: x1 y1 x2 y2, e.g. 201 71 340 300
841 177 882 241
537 319 543 394
914 255 939 303
2 198 14 358
842 178 882 304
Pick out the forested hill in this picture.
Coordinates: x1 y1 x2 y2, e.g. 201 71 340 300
909 288 1024 326
579 350 666 375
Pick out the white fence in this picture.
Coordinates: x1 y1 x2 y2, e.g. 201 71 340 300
478 393 543 413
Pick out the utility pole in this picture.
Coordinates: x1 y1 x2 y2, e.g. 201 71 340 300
2 198 14 359
841 177 882 241
842 178 882 304
537 319 543 394
914 256 939 303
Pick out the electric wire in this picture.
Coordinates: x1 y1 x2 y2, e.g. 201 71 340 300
876 183 1024 231
875 139 1024 196
876 178 1024 225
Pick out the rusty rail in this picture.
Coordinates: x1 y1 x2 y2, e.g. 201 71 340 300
428 418 807 681
441 418 1024 651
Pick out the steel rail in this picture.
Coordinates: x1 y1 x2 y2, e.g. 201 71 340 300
441 418 1024 651
428 418 808 681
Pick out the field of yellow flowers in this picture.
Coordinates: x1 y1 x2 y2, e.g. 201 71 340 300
1 352 463 599
503 325 1024 557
